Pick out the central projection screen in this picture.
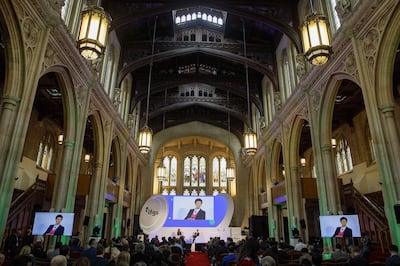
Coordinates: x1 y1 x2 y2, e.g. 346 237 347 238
139 194 233 234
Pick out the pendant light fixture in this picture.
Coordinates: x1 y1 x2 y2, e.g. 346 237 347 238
77 2 111 60
242 20 257 156
156 90 167 181
138 17 157 154
301 0 333 65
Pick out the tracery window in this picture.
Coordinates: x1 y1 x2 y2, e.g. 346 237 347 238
36 135 55 171
212 156 227 189
161 156 178 190
335 137 353 175
183 155 206 188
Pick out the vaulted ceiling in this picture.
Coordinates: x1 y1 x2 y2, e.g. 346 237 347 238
102 0 302 139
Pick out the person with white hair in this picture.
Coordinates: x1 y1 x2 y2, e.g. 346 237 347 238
50 255 67 266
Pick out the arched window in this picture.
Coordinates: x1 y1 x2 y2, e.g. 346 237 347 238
36 135 55 171
176 16 181 24
217 18 223 25
212 156 227 190
335 137 353 175
328 0 341 31
161 156 178 193
183 155 207 194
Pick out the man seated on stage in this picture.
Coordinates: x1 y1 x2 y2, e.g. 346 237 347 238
185 198 206 220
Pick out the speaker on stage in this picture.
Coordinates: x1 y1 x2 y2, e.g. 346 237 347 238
249 215 268 238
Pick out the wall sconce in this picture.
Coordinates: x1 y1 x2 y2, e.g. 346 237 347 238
77 6 111 60
57 134 64 145
331 138 337 149
282 169 286 177
84 154 91 163
300 158 306 167
301 0 333 65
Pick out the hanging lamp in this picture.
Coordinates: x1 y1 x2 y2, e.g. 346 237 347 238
138 17 157 153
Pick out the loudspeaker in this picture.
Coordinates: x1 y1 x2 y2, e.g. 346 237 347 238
300 219 306 230
127 218 131 227
394 204 400 223
249 215 268 238
83 216 90 226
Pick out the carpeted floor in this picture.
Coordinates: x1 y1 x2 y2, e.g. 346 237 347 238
185 252 211 266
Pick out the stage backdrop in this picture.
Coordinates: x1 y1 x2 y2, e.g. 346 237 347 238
139 194 234 236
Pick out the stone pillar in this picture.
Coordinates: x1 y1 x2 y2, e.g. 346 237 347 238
320 144 341 214
83 162 103 240
0 96 20 242
51 140 75 210
381 105 400 197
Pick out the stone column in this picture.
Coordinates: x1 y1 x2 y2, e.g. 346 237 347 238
320 144 340 214
0 96 20 242
51 140 75 210
83 162 103 240
381 105 400 197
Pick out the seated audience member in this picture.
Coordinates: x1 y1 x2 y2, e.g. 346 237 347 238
311 250 323 266
48 241 63 259
260 255 276 266
107 247 120 266
18 245 35 265
298 247 312 264
130 242 148 265
51 255 67 266
276 244 289 264
237 238 260 266
83 239 97 265
74 256 90 266
32 240 46 258
12 255 34 266
294 239 308 251
69 237 84 252
94 245 109 266
331 243 349 262
386 244 400 266
149 251 168 266
116 251 130 266
221 244 238 266
348 246 368 266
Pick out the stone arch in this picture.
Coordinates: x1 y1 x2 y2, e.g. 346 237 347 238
39 66 79 143
0 1 25 98
270 140 283 184
110 136 122 183
318 73 360 146
375 2 400 106
87 111 106 169
288 115 309 169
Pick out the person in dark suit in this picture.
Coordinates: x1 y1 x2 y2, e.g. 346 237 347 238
185 198 206 220
333 216 352 238
386 244 400 266
44 214 65 236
